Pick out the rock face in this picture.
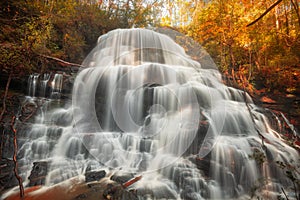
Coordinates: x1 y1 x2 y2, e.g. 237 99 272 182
85 170 106 183
102 183 138 200
110 172 135 184
0 66 79 100
28 161 48 186
0 66 78 195
0 123 19 194
0 158 18 193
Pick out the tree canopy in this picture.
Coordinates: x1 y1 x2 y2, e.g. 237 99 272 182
184 0 300 94
0 0 160 75
0 0 299 94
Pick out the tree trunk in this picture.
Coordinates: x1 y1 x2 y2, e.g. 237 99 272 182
284 1 290 36
0 72 12 122
290 0 300 29
11 116 24 199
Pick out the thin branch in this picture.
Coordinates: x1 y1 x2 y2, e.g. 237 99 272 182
122 175 142 188
0 72 12 122
11 116 24 199
281 187 290 200
280 112 297 136
247 0 283 27
290 0 300 28
38 54 83 67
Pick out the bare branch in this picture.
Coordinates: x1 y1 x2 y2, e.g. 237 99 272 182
0 72 12 122
247 0 283 27
38 54 83 67
281 187 290 200
11 116 24 199
290 0 300 28
122 175 142 188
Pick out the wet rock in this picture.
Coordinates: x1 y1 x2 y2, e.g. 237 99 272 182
136 185 177 199
181 186 201 200
103 183 138 200
28 161 48 186
0 125 14 159
73 179 138 200
190 155 211 177
85 170 106 183
74 193 88 199
0 158 18 193
110 172 134 184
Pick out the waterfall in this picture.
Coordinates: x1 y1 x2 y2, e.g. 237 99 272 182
50 74 63 99
26 73 63 99
5 28 299 200
27 74 40 97
39 73 51 97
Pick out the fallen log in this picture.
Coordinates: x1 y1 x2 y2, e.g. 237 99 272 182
122 175 142 188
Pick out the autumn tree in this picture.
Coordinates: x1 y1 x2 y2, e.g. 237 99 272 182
185 0 300 93
160 0 198 27
0 0 161 121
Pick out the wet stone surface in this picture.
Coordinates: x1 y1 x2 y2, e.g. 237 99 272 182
28 161 49 186
85 170 106 183
0 158 18 193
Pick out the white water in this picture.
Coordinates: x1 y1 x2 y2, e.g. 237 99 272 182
13 28 299 199
27 73 63 98
27 74 40 97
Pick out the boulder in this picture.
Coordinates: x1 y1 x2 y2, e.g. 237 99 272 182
85 170 106 183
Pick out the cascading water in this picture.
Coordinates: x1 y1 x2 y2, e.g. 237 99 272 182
40 73 51 97
3 28 299 200
50 73 63 99
27 74 40 97
26 73 63 99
